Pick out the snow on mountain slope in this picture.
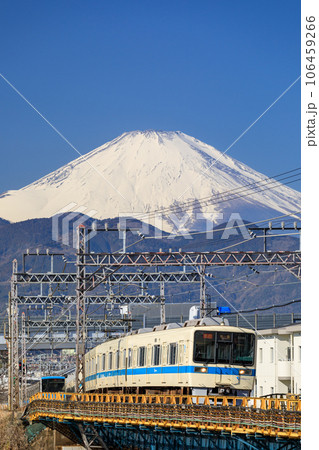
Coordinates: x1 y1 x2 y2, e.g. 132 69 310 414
0 130 300 232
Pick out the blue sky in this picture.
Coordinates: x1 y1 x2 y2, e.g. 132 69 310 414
0 0 300 193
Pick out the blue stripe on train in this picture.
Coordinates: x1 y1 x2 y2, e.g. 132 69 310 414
85 366 256 382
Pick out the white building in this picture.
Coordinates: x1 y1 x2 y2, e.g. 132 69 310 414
255 324 301 397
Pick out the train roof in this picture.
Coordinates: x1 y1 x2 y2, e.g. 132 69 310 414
85 319 256 357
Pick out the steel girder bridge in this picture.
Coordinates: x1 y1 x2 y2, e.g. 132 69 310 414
23 392 301 450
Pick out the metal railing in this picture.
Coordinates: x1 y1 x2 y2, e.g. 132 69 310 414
26 392 301 439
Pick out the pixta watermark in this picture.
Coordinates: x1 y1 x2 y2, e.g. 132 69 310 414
52 203 251 248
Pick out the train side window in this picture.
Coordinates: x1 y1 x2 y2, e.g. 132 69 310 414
108 352 113 370
152 345 161 366
138 346 146 367
128 348 132 368
123 349 126 368
102 353 106 371
168 343 177 365
116 350 120 369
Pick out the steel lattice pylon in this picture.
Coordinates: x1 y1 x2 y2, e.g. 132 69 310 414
9 259 19 409
21 312 27 406
75 225 87 393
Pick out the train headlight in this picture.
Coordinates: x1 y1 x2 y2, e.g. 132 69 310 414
194 367 208 373
239 369 252 375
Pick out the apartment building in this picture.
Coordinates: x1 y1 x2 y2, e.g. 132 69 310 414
255 323 301 396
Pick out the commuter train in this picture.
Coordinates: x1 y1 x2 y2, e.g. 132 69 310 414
41 376 65 392
83 317 256 397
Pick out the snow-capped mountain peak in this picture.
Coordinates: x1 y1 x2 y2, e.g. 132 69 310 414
0 130 300 231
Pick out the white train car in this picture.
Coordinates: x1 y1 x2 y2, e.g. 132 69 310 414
85 318 256 396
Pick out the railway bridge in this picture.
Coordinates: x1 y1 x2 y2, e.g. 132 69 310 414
23 392 301 450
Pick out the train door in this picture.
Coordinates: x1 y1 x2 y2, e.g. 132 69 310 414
178 341 184 383
127 347 132 386
123 349 127 385
146 344 152 384
185 340 190 386
132 346 137 385
108 352 114 388
216 332 232 386
161 343 167 384
116 340 122 387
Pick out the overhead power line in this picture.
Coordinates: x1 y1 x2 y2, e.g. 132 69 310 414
225 299 301 314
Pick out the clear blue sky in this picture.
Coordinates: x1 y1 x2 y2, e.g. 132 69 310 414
0 0 300 193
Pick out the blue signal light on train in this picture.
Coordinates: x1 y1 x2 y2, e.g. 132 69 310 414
217 307 231 314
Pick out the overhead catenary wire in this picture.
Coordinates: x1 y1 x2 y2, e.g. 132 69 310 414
135 167 300 219
206 298 301 315
111 209 300 252
131 167 300 222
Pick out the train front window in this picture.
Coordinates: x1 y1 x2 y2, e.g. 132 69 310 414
194 331 216 363
42 377 65 392
216 332 232 364
233 333 255 366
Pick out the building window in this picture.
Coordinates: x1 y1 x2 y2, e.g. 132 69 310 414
259 348 263 364
270 347 274 363
287 347 292 361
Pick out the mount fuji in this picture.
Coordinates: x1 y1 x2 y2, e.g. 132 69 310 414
0 130 300 232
